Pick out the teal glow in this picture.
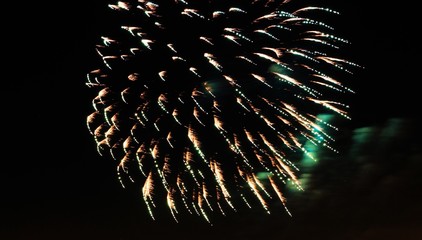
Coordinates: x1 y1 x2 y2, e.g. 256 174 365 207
256 171 272 180
301 113 335 168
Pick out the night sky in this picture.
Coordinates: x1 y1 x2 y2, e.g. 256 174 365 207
2 1 421 239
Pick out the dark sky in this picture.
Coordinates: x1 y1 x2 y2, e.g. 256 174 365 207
2 1 421 239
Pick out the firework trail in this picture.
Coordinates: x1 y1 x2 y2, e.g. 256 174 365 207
86 0 360 223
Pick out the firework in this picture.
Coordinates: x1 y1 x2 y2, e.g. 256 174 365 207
86 0 360 223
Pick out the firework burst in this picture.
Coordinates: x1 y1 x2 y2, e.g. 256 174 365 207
86 0 360 223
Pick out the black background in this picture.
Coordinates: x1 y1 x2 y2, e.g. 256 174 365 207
2 1 421 239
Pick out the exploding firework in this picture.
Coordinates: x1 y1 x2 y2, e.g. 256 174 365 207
86 0 360 223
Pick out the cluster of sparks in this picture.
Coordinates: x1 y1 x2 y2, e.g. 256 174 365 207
86 0 360 223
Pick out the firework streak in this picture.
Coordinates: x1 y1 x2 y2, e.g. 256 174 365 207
86 0 360 223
